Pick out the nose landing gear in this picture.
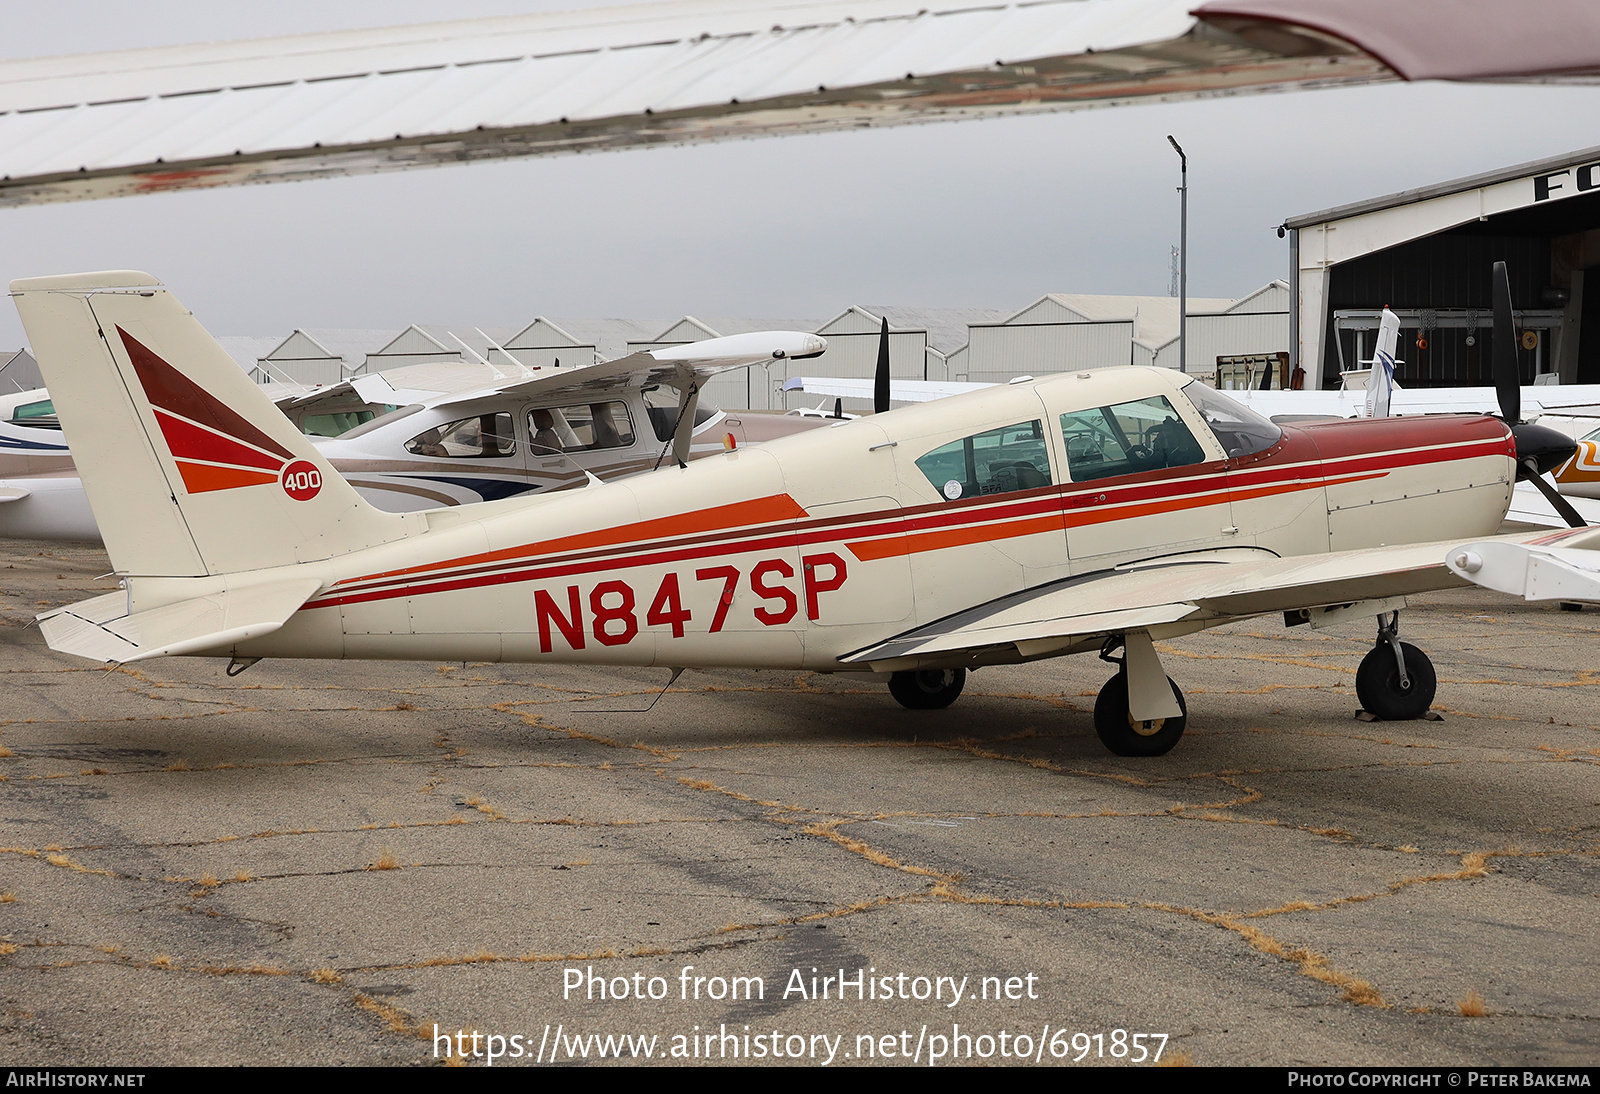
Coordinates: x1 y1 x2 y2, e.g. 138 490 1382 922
1354 611 1436 720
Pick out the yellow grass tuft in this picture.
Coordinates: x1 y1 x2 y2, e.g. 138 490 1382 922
149 954 172 968
308 968 343 984
164 761 189 772
1458 991 1488 1017
198 873 219 888
0 943 16 956
232 871 251 883
1341 980 1385 1007
0 746 14 758
0 891 15 903
393 701 416 711
1158 1047 1194 1067
369 848 400 871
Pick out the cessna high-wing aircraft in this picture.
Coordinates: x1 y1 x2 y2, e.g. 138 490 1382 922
17 269 1592 756
0 342 824 539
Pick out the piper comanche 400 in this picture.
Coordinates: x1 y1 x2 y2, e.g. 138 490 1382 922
15 270 1594 756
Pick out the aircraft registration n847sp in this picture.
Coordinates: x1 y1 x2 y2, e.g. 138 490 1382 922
15 272 1595 756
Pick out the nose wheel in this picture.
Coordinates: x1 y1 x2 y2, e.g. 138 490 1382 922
888 668 966 710
1354 611 1436 720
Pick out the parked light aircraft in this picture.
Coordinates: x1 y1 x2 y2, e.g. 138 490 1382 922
16 271 1593 756
0 341 824 540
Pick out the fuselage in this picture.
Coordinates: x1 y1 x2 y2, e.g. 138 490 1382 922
218 368 1516 671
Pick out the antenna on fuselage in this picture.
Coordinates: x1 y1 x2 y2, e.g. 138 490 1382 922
873 317 890 415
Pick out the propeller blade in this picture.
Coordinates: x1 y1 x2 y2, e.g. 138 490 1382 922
1522 461 1589 529
874 316 890 415
1492 261 1520 424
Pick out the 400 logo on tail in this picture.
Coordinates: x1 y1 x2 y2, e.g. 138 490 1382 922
119 327 321 502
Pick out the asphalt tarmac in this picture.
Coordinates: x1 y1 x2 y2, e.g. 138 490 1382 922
1 538 1597 1067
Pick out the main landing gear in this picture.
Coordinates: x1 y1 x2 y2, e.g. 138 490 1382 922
1354 610 1436 721
1093 632 1187 757
888 668 966 710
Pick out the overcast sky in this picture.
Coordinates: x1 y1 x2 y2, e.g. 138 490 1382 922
2 1 1598 348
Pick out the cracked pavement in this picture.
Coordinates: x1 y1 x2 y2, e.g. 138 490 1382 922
1 540 1597 1066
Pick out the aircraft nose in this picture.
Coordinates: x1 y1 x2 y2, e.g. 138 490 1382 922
1511 422 1578 478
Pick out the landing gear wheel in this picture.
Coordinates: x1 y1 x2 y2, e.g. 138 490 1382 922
1355 642 1436 720
888 668 966 710
1093 672 1187 757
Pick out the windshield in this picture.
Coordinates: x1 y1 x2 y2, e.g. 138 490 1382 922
1179 380 1282 458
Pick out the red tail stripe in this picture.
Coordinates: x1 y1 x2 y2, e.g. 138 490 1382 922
117 326 295 462
154 410 286 474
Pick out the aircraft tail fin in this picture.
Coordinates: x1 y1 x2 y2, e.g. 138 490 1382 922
1363 307 1401 419
10 271 413 578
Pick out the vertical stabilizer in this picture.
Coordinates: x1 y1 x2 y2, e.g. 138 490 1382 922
1363 307 1400 419
11 271 413 577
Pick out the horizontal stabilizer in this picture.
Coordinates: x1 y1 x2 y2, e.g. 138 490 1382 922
38 578 322 664
0 485 29 502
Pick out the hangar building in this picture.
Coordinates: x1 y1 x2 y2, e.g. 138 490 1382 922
1287 145 1600 390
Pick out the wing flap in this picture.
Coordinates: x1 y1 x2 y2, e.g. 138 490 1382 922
38 578 323 664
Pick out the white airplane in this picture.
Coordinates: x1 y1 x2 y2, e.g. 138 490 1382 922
17 270 1593 757
0 343 825 540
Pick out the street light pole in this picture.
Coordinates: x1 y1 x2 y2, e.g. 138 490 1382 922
1167 135 1187 375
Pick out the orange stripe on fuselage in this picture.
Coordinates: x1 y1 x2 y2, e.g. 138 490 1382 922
174 460 279 493
848 513 1062 561
337 493 809 586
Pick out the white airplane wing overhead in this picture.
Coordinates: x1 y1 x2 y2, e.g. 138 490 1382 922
782 376 993 403
434 330 826 407
11 0 1593 209
841 529 1600 669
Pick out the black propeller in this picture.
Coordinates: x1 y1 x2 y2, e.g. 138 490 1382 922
1491 261 1585 527
873 316 890 415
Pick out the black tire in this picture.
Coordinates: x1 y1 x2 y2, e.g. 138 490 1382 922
1355 642 1436 720
1093 672 1187 757
888 668 966 710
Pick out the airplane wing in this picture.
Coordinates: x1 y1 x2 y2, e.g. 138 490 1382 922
5 0 1597 209
841 528 1600 670
433 330 826 408
782 376 993 404
1446 529 1600 605
1228 385 1600 422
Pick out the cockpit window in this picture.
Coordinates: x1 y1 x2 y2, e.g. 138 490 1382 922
1179 381 1283 458
406 413 517 458
642 387 717 442
915 420 1052 501
1059 396 1206 481
528 401 637 455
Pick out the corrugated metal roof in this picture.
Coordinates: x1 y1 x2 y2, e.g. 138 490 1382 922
0 0 1394 208
1286 143 1600 229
